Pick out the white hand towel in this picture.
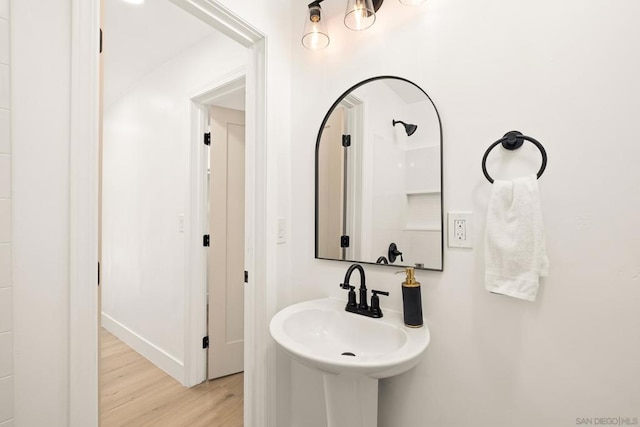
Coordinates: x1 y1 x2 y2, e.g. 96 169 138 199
485 175 549 301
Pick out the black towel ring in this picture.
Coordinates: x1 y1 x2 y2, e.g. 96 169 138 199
482 130 547 183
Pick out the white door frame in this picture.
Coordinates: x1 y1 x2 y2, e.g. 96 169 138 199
69 1 274 426
185 68 246 386
340 94 364 261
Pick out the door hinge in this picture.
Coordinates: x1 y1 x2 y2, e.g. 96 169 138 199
97 261 100 286
204 132 211 146
342 134 351 147
202 336 209 349
244 271 248 283
203 234 210 247
99 28 103 54
340 235 350 248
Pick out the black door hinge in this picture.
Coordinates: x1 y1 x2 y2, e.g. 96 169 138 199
202 336 209 349
340 235 350 248
203 234 210 247
99 28 103 53
204 132 211 146
244 271 248 283
342 134 351 147
98 262 100 286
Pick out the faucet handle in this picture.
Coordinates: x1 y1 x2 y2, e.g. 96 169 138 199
370 290 389 317
371 290 389 297
340 283 357 307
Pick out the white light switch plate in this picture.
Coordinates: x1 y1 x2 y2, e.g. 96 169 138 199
178 214 185 233
277 217 287 244
448 211 473 248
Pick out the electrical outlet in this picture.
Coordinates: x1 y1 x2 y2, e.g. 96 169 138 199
448 212 473 248
454 219 466 240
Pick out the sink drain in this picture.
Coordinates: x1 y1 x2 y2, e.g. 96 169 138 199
341 352 356 357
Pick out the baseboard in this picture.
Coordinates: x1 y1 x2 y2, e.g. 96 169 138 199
101 313 185 385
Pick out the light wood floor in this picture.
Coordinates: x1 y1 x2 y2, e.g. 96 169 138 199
100 328 243 427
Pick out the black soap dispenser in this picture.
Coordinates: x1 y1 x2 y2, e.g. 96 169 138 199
401 267 423 328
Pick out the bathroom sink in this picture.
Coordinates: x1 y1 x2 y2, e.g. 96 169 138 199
269 297 430 378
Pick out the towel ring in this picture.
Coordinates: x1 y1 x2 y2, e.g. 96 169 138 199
482 131 547 183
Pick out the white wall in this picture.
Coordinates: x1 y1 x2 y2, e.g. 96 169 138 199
0 1 13 425
11 0 71 425
360 82 407 262
102 32 247 382
290 1 640 426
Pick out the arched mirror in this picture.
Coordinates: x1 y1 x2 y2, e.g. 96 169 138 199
315 76 443 270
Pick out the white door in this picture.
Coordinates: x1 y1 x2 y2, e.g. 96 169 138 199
208 106 245 379
317 107 345 259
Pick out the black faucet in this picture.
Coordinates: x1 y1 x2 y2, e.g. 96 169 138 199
339 264 389 318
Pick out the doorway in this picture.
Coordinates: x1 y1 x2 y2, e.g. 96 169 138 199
69 0 274 424
99 1 248 424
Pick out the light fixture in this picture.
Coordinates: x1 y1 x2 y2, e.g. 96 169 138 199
344 0 376 31
302 0 424 50
393 119 418 136
302 1 331 50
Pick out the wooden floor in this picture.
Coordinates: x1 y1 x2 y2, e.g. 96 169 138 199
100 328 243 427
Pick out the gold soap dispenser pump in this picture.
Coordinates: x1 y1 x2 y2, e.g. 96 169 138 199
400 267 423 328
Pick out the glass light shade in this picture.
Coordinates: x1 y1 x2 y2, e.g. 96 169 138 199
302 5 330 50
344 0 376 31
399 0 427 4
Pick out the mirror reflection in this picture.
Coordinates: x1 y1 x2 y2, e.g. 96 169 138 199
315 76 443 270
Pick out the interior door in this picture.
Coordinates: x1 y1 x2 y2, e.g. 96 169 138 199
317 107 345 259
208 106 245 379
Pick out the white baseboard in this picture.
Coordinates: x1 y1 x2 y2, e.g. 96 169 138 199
101 313 185 385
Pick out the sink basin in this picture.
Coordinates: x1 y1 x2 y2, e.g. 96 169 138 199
269 297 430 379
270 297 430 427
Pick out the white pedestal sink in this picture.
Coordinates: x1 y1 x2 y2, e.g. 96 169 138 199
270 298 430 427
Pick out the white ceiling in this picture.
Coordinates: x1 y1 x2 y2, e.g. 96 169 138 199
102 0 215 108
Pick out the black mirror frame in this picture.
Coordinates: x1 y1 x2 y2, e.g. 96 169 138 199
314 75 444 271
